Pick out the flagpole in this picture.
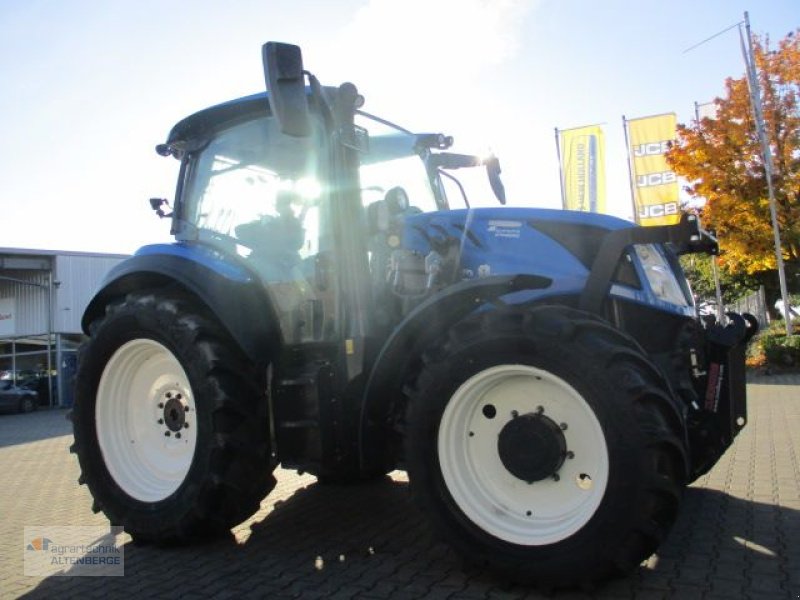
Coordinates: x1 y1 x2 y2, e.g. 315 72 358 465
555 127 566 209
621 115 638 223
695 101 725 323
741 11 792 335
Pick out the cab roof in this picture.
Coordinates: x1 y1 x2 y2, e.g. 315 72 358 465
165 92 270 146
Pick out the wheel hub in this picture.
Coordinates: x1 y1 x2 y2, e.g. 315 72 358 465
162 394 187 432
497 412 567 483
97 338 198 503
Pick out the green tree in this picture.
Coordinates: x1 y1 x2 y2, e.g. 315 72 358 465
667 30 800 290
679 254 760 304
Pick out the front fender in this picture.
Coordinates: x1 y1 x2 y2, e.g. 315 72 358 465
359 274 551 470
82 243 280 365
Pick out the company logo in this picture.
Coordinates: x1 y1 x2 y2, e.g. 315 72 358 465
26 537 53 551
487 220 522 239
24 526 124 577
636 171 677 188
633 140 671 157
568 134 599 212
639 202 680 220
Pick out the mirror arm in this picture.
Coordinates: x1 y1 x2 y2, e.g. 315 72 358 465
439 169 470 209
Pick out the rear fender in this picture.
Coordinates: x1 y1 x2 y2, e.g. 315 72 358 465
82 244 280 365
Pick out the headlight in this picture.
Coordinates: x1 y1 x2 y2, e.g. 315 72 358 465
634 244 688 306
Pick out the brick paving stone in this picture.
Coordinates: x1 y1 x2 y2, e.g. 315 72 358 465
426 584 465 598
745 592 792 600
624 590 670 600
596 578 635 598
484 588 528 599
637 570 674 591
674 566 709 585
667 586 707 600
452 582 491 599
709 577 748 597
376 591 437 600
549 591 593 600
746 575 789 595
450 592 489 600
1 375 799 599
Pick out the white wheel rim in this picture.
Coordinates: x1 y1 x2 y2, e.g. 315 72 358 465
96 339 198 502
438 364 609 546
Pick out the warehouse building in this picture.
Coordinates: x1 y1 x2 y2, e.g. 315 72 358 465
0 248 128 408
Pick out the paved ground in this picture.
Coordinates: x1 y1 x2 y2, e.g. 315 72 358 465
0 374 798 599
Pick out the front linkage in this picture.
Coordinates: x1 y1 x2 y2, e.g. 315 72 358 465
580 213 758 479
690 311 758 477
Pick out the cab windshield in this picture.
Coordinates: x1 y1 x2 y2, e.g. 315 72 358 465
178 115 322 265
355 112 442 213
177 111 442 257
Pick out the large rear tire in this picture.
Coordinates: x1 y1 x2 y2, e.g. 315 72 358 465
72 291 276 542
405 306 688 587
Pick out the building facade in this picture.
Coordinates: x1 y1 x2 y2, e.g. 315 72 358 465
0 248 128 407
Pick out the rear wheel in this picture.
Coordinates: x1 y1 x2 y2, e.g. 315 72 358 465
405 306 687 586
72 291 276 542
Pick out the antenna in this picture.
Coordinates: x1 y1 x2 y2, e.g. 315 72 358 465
682 21 743 54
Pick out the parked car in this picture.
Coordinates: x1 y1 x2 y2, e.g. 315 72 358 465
19 376 55 407
775 299 800 321
697 299 719 327
0 380 39 414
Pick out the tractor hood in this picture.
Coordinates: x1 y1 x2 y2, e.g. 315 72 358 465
401 207 634 292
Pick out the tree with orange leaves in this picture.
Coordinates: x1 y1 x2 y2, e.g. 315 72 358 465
667 30 799 285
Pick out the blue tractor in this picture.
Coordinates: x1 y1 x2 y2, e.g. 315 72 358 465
71 43 756 586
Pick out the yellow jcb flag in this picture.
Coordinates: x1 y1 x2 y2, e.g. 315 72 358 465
559 125 606 213
627 114 680 226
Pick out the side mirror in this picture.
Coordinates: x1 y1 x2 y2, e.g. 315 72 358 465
262 42 311 137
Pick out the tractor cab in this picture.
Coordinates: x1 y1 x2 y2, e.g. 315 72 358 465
154 82 503 350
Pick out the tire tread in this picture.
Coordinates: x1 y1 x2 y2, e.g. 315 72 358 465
72 290 276 544
404 305 688 588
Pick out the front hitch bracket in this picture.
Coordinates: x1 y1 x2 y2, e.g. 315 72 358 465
689 312 758 478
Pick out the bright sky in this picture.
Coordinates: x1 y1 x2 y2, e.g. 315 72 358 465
1 0 797 254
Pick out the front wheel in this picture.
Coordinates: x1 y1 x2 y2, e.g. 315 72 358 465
19 395 37 413
72 291 276 542
405 306 688 587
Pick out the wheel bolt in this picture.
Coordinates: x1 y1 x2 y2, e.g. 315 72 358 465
552 474 560 482
165 431 171 437
166 393 172 399
158 402 164 408
536 405 544 414
184 405 190 412
184 423 190 429
175 432 181 439
176 394 182 400
157 418 164 425
560 422 568 430
511 410 519 419
566 451 575 459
